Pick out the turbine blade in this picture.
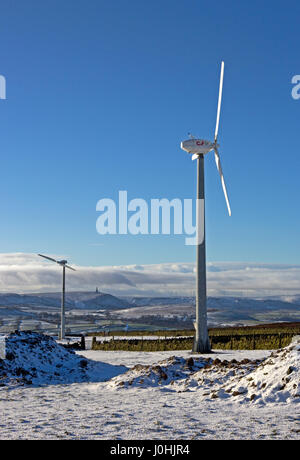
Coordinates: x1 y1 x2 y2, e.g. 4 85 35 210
214 61 224 143
38 254 58 263
214 148 231 216
192 154 199 161
65 265 76 271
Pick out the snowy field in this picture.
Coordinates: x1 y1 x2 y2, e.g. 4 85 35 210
0 332 299 440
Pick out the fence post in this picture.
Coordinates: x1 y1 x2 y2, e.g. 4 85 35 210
252 334 256 350
279 333 282 349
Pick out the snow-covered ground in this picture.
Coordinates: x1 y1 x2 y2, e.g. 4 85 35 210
0 332 299 440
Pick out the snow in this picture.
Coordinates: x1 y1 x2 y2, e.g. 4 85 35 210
0 332 299 439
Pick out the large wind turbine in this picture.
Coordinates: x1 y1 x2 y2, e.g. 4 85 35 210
181 61 231 353
38 254 76 340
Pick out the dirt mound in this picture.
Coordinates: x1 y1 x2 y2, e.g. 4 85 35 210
106 337 300 405
225 336 300 404
0 331 125 387
106 356 210 389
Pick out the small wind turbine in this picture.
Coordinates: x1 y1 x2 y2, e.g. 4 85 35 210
181 61 231 353
38 254 76 340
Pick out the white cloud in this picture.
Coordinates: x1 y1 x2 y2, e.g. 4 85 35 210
0 253 299 297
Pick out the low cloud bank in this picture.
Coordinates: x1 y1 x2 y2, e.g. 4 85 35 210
0 253 299 298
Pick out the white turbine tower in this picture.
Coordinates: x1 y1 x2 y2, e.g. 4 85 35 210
38 254 76 340
181 61 231 353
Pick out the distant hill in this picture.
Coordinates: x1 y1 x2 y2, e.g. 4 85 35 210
116 295 300 326
0 291 131 311
122 296 195 307
0 292 299 327
121 295 300 311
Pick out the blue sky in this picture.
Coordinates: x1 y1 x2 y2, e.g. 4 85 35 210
0 0 299 268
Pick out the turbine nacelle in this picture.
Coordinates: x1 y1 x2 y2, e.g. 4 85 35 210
181 139 218 155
